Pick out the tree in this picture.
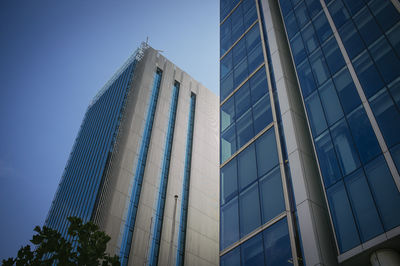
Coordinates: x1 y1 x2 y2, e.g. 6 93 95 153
2 217 120 266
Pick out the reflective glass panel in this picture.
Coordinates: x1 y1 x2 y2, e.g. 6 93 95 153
347 105 381 164
295 2 310 28
221 97 235 132
305 90 328 137
327 181 361 253
290 33 307 64
313 11 332 44
319 79 343 126
302 23 319 55
221 246 240 266
352 50 384 98
339 20 365 59
328 0 349 28
239 182 261 237
221 123 236 163
309 49 330 86
297 59 316 97
250 67 268 104
365 156 400 230
264 218 292 266
221 197 239 250
221 158 238 205
353 7 382 46
253 94 273 134
241 233 265 266
369 0 400 31
370 89 400 148
315 130 342 187
256 129 279 177
333 68 361 114
235 82 252 118
236 109 254 148
330 118 360 176
285 11 299 40
322 36 345 75
369 37 400 84
238 144 257 191
259 166 285 223
345 168 384 242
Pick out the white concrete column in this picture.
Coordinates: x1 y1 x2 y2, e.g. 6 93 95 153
370 249 400 266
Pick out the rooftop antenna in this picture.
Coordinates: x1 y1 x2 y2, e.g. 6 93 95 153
146 36 149 45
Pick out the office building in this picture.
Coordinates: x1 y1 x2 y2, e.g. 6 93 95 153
220 0 400 265
46 43 219 266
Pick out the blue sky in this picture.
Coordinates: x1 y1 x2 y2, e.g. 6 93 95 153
0 0 218 259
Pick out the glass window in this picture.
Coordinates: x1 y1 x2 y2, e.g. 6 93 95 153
247 44 264 75
221 158 238 205
239 182 261 237
365 156 400 230
297 59 316 97
305 91 327 137
309 49 330 85
238 144 257 191
241 233 265 266
333 68 361 114
370 89 400 148
313 11 332 44
246 25 261 54
330 118 361 176
280 0 293 17
319 79 344 126
264 218 292 266
290 33 307 64
352 50 384 98
305 0 322 18
232 38 247 66
322 36 345 75
294 2 310 29
342 0 364 15
234 58 249 89
369 37 400 84
244 4 258 30
327 181 361 253
253 94 272 134
347 105 381 164
345 168 384 242
221 72 234 101
235 82 251 118
339 20 365 59
236 109 254 148
387 22 400 56
221 246 240 266
231 5 245 42
315 131 342 187
221 52 233 81
221 97 235 132
368 0 400 31
284 11 299 40
221 197 239 250
259 166 285 223
221 18 232 56
302 23 319 55
328 0 350 28
250 67 268 104
256 129 279 177
353 7 382 46
221 123 236 163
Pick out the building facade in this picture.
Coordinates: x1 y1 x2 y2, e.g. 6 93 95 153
46 44 219 266
220 0 400 265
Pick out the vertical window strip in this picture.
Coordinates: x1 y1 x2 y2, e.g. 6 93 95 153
175 93 196 266
119 68 163 266
45 62 136 239
148 81 180 266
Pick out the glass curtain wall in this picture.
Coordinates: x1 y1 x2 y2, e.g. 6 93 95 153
220 0 299 264
278 0 400 254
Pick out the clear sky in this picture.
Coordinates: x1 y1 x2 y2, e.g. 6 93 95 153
0 0 218 259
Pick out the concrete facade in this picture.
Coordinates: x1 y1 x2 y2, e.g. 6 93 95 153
51 46 219 266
